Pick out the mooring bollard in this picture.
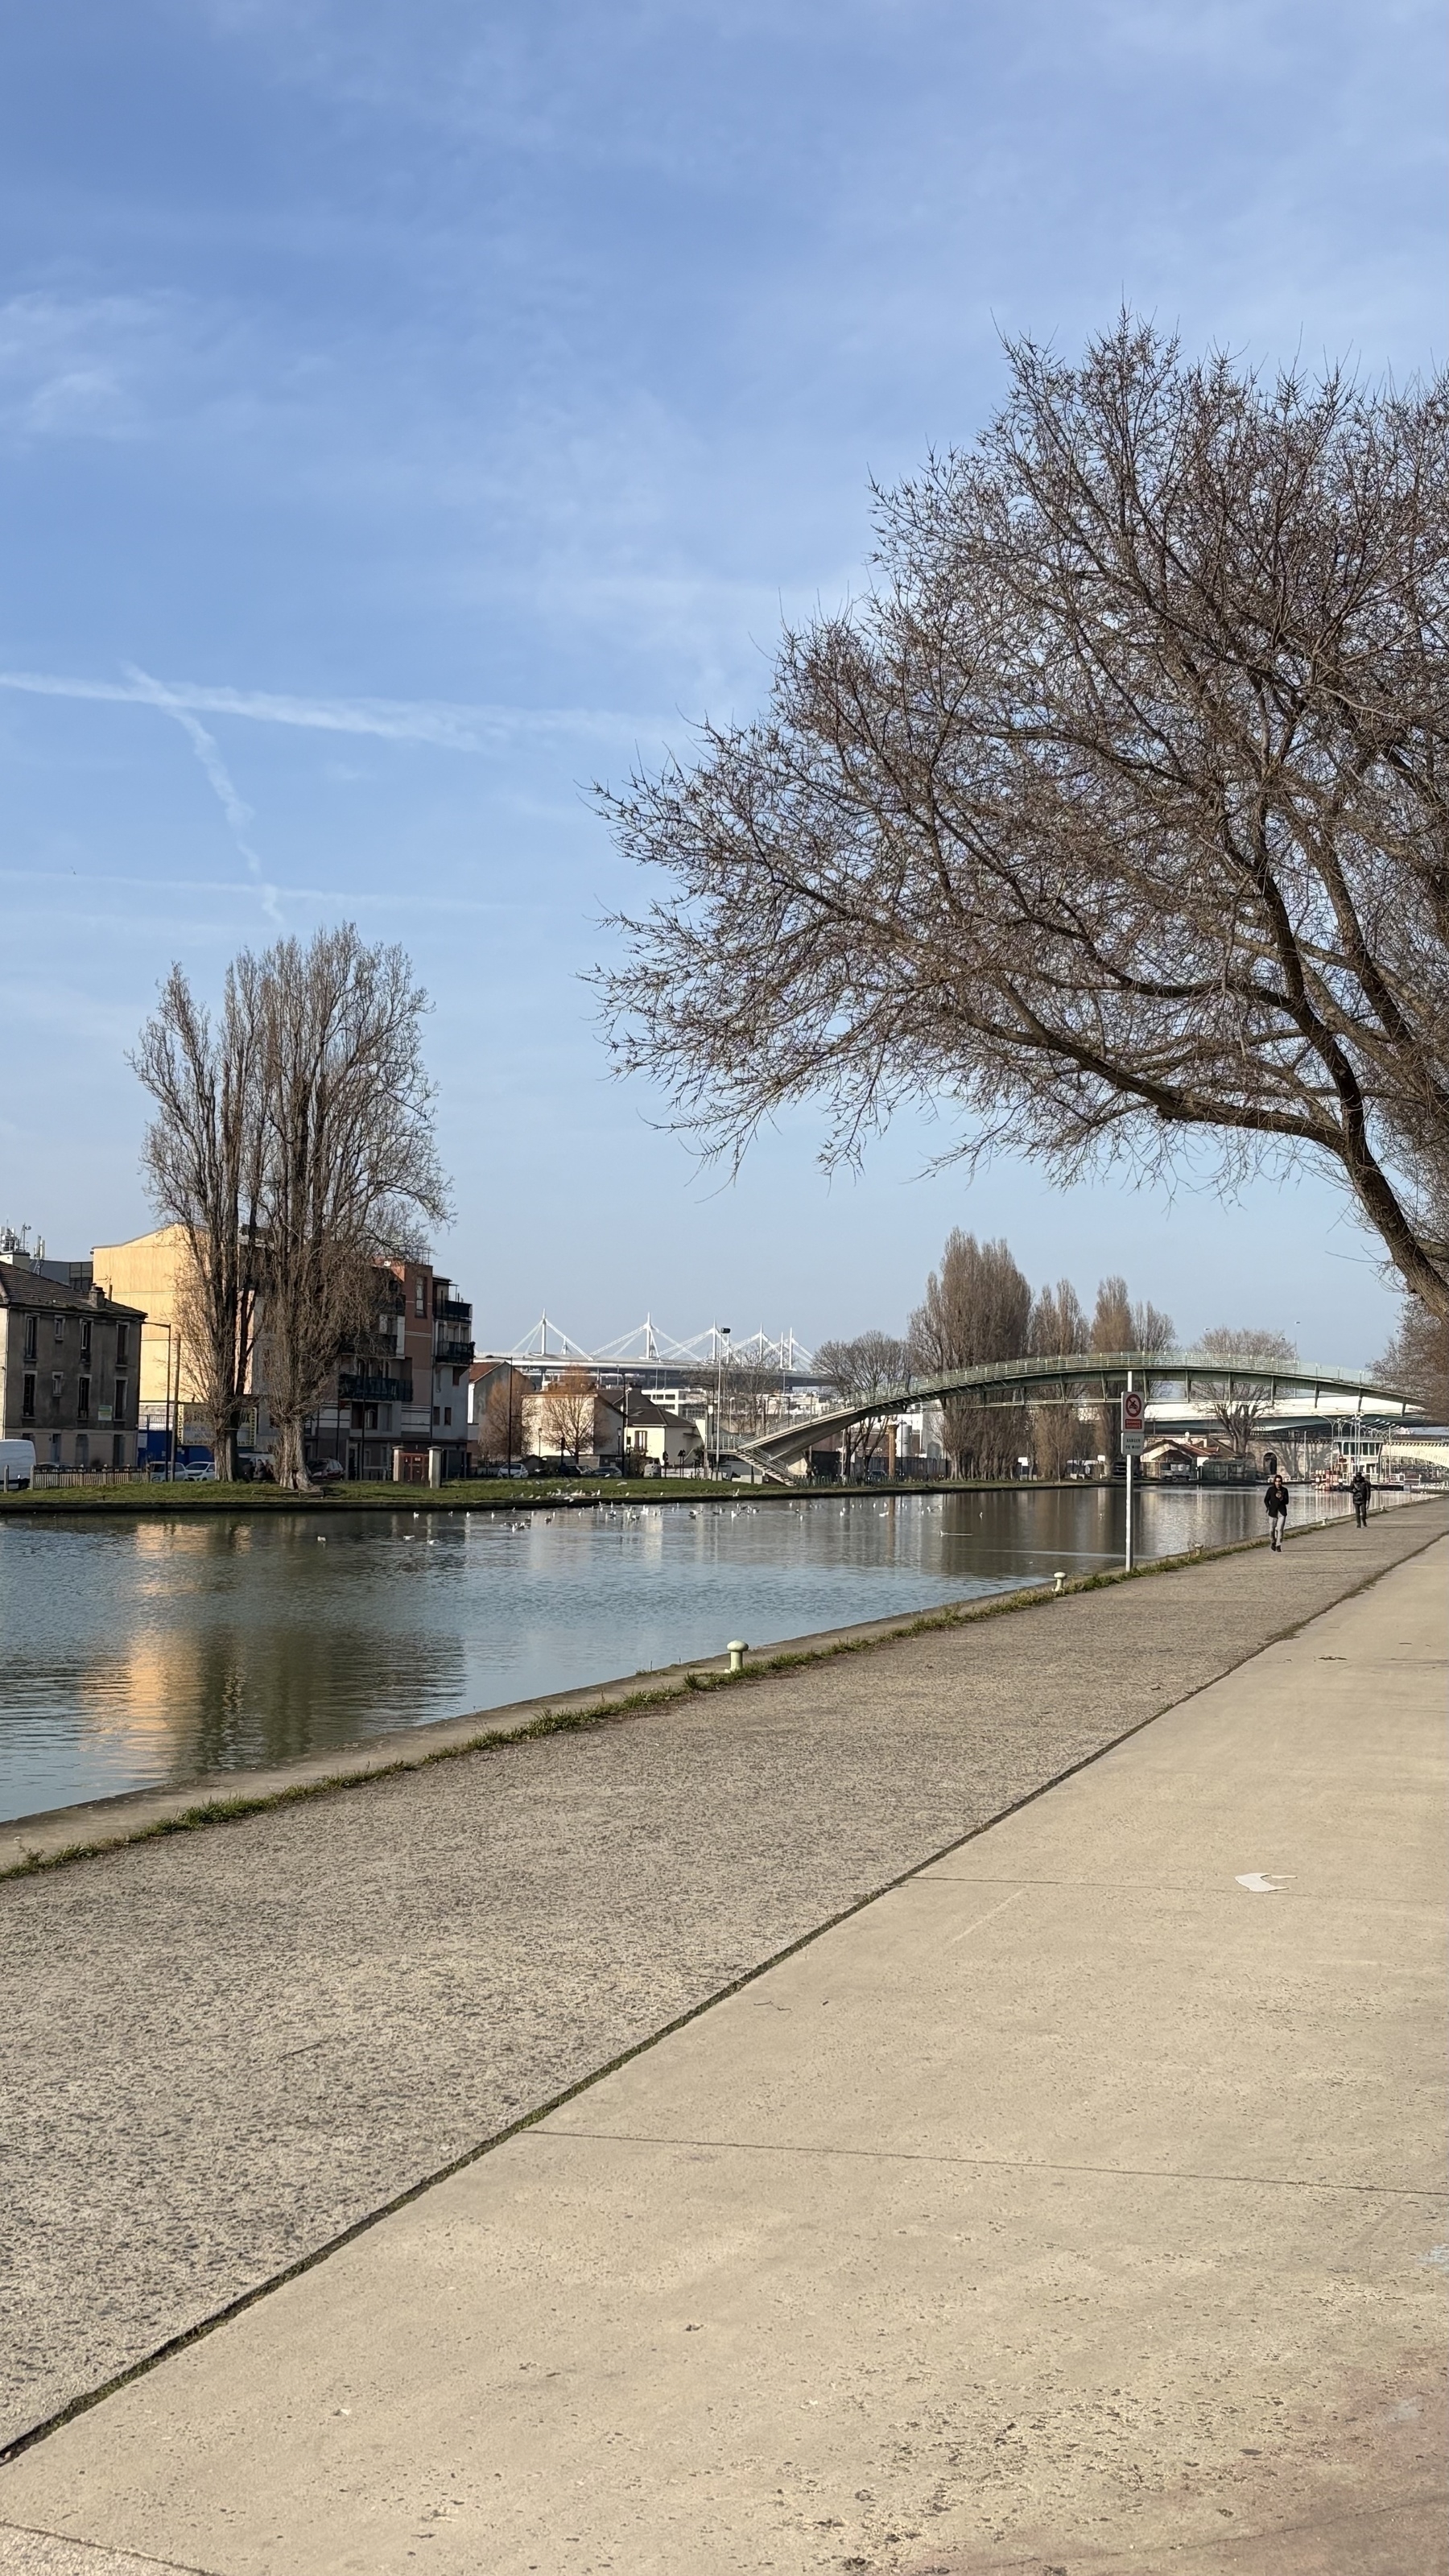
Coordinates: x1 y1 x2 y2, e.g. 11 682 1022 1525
727 1639 749 1674
1053 1571 1067 1596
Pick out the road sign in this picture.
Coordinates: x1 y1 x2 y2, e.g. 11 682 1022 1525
1121 1430 1145 1456
1121 1389 1145 1435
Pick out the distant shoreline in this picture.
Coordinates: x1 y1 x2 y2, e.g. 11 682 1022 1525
0 1472 1311 1518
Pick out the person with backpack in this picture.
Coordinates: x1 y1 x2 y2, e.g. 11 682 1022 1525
1264 1471 1290 1551
1349 1466 1372 1529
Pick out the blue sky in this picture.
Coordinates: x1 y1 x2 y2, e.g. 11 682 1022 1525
1 0 1442 1361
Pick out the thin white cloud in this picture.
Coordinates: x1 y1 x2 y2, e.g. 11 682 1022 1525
0 664 659 751
121 664 285 924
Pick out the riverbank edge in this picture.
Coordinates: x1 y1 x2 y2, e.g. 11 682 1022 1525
3 1473 1131 1517
5 1496 1443 1886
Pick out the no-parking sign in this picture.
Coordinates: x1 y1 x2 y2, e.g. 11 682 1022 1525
1121 1389 1146 1455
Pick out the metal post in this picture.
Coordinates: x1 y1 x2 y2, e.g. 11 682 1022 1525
1124 1366 1134 1574
714 1326 730 1473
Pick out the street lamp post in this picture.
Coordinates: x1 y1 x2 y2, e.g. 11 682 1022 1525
715 1326 731 1473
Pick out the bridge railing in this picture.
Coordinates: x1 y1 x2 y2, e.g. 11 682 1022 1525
737 1350 1422 1467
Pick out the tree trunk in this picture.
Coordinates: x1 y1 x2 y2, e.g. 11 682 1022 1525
272 1418 312 1490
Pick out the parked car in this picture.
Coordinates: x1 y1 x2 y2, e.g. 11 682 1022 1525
173 1462 216 1483
311 1459 348 1485
235 1454 275 1483
521 1455 580 1478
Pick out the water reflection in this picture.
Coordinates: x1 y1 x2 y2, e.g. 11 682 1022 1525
0 1484 1377 1820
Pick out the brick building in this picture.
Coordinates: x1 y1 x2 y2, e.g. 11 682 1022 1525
302 1259 476 1484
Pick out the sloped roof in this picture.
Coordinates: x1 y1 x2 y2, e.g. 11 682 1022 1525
0 1261 146 1320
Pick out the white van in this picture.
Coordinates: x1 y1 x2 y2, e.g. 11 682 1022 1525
1 1438 36 1491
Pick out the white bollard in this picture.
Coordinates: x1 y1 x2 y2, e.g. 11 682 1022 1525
727 1639 749 1674
1053 1571 1067 1596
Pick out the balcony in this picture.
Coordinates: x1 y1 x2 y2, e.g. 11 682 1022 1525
433 1335 475 1365
338 1371 411 1402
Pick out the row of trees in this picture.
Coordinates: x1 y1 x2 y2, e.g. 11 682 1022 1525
820 1229 1300 1475
134 925 449 1486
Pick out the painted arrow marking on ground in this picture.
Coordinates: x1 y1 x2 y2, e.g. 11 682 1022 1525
1235 1872 1294 1893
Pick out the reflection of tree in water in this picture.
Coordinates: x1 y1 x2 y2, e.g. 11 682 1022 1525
78 1513 470 1778
180 1616 469 1774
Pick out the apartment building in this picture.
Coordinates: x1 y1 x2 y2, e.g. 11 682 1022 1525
90 1225 474 1483
304 1259 475 1484
0 1257 145 1468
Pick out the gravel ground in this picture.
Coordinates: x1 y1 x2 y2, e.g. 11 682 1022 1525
2 1499 1443 2452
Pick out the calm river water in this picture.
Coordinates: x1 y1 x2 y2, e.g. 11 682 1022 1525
0 1484 1381 1820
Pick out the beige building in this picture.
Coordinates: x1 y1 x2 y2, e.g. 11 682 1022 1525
89 1225 473 1480
91 1225 205 1414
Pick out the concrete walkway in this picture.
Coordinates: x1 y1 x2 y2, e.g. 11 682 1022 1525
2 1534 1445 2574
2 1505 1443 2458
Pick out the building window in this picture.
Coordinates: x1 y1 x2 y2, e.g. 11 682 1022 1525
116 1322 130 1365
53 1313 65 1344
112 1433 124 1469
75 1433 89 1468
22 1373 35 1420
114 1377 128 1418
51 1371 64 1404
432 1405 440 1425
23 1315 37 1362
78 1376 91 1421
444 1405 452 1426
50 1435 63 1464
80 1319 93 1360
415 1278 426 1316
366 1405 379 1431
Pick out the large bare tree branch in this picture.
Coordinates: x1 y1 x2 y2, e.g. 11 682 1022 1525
598 322 1449 1319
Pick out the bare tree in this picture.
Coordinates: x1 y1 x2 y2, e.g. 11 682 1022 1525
132 959 266 1480
813 1330 909 1476
1197 1326 1298 1456
256 927 451 1489
600 321 1449 1322
1084 1275 1177 1467
1029 1277 1088 1478
1088 1277 1175 1370
908 1232 1031 1477
720 1346 784 1443
541 1366 598 1467
1375 1296 1449 1419
478 1367 527 1468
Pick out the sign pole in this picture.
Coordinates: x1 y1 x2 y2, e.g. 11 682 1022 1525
1125 1368 1134 1573
1121 1371 1147 1574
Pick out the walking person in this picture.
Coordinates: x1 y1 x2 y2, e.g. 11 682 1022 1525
1264 1470 1290 1552
1349 1464 1372 1529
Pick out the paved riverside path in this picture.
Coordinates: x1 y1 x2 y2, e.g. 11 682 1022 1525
1 1518 1444 2562
0 1526 1443 2575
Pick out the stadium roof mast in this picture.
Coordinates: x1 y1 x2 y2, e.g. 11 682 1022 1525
499 1316 817 1374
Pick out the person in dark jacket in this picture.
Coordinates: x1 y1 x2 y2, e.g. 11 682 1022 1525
1349 1467 1372 1528
1264 1472 1290 1551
